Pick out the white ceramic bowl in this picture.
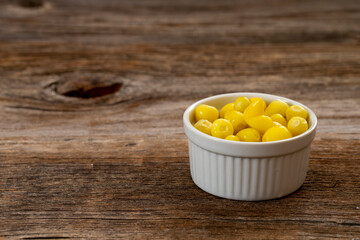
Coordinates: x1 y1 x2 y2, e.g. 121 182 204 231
183 93 317 201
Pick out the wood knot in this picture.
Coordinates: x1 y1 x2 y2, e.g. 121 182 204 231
61 83 123 99
18 0 44 8
54 79 123 99
43 73 154 108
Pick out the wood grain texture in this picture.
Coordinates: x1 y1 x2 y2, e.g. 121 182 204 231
0 0 360 239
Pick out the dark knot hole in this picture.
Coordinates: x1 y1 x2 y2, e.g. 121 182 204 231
18 0 44 8
61 83 123 99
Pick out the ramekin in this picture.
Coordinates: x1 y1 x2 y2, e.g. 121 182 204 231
183 93 317 201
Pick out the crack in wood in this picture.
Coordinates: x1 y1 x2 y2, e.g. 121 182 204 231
22 238 71 240
6 105 81 112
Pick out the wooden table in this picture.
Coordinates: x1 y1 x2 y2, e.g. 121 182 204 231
1 0 359 239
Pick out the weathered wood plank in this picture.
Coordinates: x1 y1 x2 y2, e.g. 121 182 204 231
0 0 359 239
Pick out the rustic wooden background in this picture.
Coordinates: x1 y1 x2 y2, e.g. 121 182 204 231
0 0 359 239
